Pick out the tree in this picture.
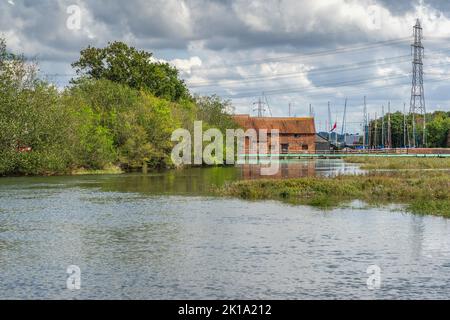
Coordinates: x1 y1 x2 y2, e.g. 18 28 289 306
194 95 238 132
71 41 190 102
369 110 450 148
425 112 450 147
1 38 74 175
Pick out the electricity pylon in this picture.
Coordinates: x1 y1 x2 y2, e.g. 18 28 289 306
410 18 426 147
253 97 267 117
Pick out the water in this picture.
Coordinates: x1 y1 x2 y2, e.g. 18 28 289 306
0 159 449 299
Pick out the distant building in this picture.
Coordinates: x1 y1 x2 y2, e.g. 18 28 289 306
315 133 331 152
232 115 316 154
344 134 361 146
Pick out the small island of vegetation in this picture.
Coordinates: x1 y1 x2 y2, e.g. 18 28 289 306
216 157 450 217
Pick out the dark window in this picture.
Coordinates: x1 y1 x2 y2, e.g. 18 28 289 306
294 134 301 138
302 144 309 150
281 144 289 153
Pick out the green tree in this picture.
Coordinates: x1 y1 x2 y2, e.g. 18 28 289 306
1 39 75 175
71 41 190 102
425 112 450 147
194 95 238 132
69 105 117 169
369 110 450 148
66 79 179 169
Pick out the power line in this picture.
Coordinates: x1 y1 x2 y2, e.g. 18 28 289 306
202 56 450 99
299 74 450 101
188 51 450 89
187 55 411 87
191 37 411 71
218 72 411 99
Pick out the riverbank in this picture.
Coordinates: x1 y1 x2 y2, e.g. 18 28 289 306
71 164 124 175
216 171 450 217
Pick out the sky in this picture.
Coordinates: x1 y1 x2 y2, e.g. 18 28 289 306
2 0 450 133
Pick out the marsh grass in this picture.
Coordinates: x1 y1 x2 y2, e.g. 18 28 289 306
216 171 450 217
344 156 450 170
71 164 124 175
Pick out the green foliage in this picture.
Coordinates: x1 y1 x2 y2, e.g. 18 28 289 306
70 105 117 169
71 41 190 102
1 43 74 175
369 111 450 148
194 95 239 164
0 38 238 176
65 79 178 169
425 111 450 147
194 95 238 132
344 156 450 169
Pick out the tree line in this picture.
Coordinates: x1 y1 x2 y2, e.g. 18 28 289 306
367 111 450 148
0 39 237 176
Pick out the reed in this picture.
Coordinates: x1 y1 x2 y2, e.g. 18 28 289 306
216 171 450 217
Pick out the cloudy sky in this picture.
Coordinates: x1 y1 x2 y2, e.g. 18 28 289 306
2 0 450 133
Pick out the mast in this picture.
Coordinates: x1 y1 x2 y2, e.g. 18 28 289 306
374 112 378 148
387 101 392 148
403 102 407 148
381 105 385 147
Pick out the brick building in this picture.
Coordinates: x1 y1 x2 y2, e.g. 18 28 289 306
232 115 316 154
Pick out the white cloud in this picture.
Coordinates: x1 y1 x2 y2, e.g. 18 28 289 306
171 56 202 75
1 0 450 133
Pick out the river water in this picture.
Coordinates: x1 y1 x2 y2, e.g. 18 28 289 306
0 159 449 299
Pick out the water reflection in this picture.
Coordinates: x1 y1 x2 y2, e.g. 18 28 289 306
238 159 363 179
0 159 363 197
76 159 364 196
239 161 315 179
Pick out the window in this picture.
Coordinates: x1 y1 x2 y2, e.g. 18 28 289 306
294 134 301 138
302 145 309 150
281 144 289 154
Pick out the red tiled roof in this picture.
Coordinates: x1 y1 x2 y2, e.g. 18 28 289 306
232 114 315 134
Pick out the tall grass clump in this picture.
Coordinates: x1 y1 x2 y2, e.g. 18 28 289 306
216 172 450 217
344 157 450 170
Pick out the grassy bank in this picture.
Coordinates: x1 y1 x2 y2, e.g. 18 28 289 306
216 171 450 217
71 164 124 175
344 156 450 170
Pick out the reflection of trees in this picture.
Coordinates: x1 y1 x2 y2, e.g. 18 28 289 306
314 159 364 177
239 161 316 180
74 160 366 196
75 167 240 196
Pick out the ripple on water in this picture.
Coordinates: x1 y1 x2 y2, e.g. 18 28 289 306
0 160 450 299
